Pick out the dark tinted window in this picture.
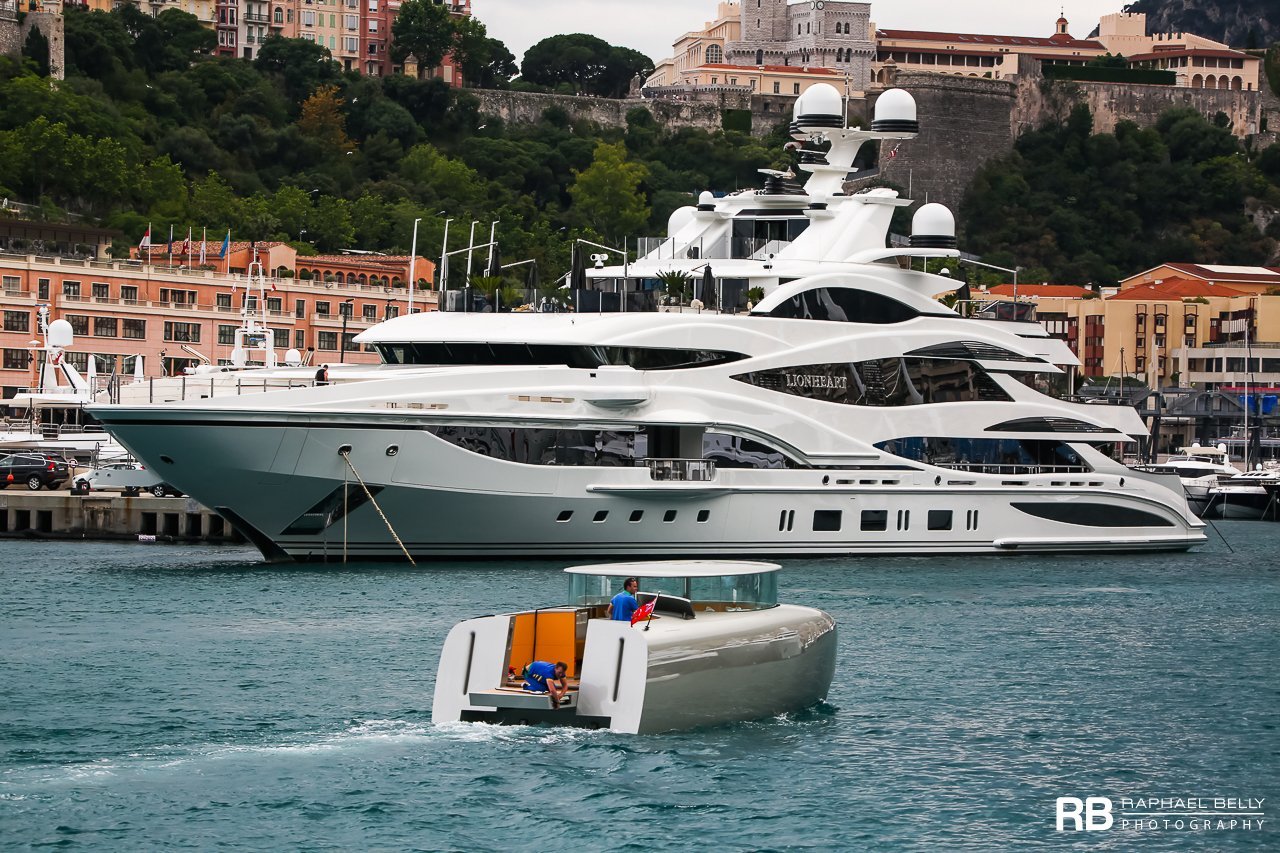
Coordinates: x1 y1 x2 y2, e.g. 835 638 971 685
927 510 953 531
377 342 745 370
1011 502 1174 528
875 437 1087 471
763 287 918 324
813 510 842 531
732 358 1010 406
860 510 887 531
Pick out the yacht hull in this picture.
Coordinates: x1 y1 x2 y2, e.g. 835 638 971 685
98 417 1206 560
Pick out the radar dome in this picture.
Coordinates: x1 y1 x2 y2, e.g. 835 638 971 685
668 206 696 237
696 191 716 211
909 203 957 249
795 83 844 129
285 348 303 367
47 319 74 347
872 88 919 133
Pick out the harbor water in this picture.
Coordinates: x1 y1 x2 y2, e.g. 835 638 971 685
2 529 1277 851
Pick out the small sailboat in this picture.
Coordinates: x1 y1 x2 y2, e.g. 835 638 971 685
432 561 837 734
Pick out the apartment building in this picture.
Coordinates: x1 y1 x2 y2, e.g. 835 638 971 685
0 248 435 398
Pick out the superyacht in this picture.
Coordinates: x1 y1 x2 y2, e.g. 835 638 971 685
90 85 1205 560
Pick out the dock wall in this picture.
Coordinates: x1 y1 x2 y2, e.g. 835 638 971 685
0 492 242 544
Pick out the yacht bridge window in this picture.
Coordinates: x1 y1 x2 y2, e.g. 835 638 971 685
732 358 1011 406
760 287 919 324
874 437 1090 474
376 342 746 370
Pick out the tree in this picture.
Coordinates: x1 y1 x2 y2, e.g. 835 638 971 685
297 84 355 156
451 17 516 88
255 36 337 103
391 0 456 69
521 34 653 97
22 27 51 78
568 141 650 241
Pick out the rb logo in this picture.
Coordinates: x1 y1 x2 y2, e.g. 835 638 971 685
1057 797 1114 831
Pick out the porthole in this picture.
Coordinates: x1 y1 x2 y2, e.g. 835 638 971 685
629 510 644 523
663 510 677 523
159 455 175 465
556 510 573 522
697 510 710 523
386 445 399 457
593 510 608 523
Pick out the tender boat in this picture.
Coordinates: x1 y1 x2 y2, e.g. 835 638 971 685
89 85 1206 560
432 561 837 733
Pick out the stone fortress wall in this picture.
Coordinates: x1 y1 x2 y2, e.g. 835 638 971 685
472 67 1267 213
0 4 65 80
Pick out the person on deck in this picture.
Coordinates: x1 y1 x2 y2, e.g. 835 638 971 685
606 577 639 622
522 660 569 707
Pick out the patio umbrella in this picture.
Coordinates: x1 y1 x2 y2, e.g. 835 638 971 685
701 265 718 311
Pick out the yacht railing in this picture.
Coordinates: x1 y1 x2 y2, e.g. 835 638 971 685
40 423 107 440
645 459 717 482
936 463 1092 476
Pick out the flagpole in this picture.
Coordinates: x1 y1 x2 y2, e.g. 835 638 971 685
168 224 173 268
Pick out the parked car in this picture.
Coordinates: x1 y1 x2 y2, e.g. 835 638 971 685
0 453 70 491
71 459 182 497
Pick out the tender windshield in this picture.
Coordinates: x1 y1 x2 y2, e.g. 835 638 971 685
569 572 778 610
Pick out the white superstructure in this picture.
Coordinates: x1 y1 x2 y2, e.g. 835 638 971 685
89 85 1205 561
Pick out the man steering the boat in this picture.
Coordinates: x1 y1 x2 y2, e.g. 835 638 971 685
606 578 639 622
522 660 569 708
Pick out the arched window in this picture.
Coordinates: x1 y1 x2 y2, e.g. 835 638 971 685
756 49 764 65
706 44 723 64
1191 73 1203 88
273 6 282 23
1233 75 1243 90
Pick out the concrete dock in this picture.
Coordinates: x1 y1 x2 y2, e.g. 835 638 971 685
0 492 244 544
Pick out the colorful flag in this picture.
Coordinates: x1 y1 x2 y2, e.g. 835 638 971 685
181 228 192 258
631 597 657 626
138 225 152 251
219 230 230 258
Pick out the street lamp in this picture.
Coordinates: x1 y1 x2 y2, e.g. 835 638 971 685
339 298 354 363
408 217 421 313
438 214 453 299
299 228 307 243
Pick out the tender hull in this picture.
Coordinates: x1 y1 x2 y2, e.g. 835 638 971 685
97 417 1206 560
433 606 837 734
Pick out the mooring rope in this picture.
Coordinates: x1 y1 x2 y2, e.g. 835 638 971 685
339 450 416 566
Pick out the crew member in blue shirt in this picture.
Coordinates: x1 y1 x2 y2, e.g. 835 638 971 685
606 577 640 622
522 660 569 707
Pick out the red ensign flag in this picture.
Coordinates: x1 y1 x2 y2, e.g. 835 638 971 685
631 598 656 626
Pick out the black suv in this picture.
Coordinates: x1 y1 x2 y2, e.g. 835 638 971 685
0 453 70 491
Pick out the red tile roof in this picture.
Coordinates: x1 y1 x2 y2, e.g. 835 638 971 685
876 28 1104 51
987 284 1093 298
1107 278 1248 300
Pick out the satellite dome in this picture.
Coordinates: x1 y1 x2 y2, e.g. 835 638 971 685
47 319 74 347
795 83 844 129
696 191 716 211
285 348 303 367
667 206 696 237
909 203 957 249
872 88 919 133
